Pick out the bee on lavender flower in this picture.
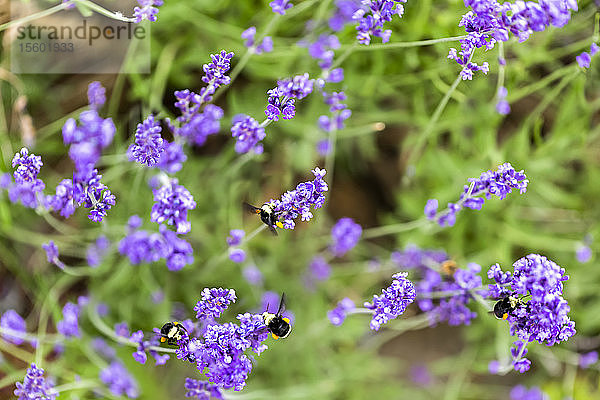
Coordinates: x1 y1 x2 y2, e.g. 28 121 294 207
440 260 458 277
159 321 188 345
262 293 291 340
493 295 528 320
244 202 284 235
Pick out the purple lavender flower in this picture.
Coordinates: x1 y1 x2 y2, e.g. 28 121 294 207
62 110 115 176
496 86 510 115
277 73 314 100
230 114 266 154
488 254 575 371
488 360 500 374
57 302 80 338
12 148 42 185
270 0 293 15
510 385 545 400
161 226 195 271
115 322 130 338
426 163 528 227
194 288 237 320
14 363 57 400
172 102 224 146
269 167 328 229
449 0 577 79
42 241 65 270
353 1 407 45
579 351 598 369
129 115 164 167
242 264 263 286
365 272 416 331
316 139 332 156
203 50 234 89
100 361 139 398
184 378 224 399
226 229 245 246
328 298 355 326
309 256 331 281
156 141 186 174
577 52 591 68
576 244 592 263
329 0 365 31
229 248 246 263
424 199 438 220
87 235 110 267
1 310 26 345
133 0 163 23
306 34 340 69
241 26 273 54
410 365 433 387
151 179 196 234
87 81 106 109
330 217 362 257
92 337 117 360
76 169 115 222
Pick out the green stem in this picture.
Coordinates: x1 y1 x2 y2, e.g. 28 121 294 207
407 72 463 166
88 302 176 354
361 218 428 239
72 0 135 23
53 379 100 394
339 35 467 51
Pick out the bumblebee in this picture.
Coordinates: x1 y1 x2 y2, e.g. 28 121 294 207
160 321 188 345
244 202 284 235
440 260 458 277
493 296 523 320
262 293 292 340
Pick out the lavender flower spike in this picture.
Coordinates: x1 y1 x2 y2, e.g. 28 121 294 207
14 363 57 400
194 288 237 320
133 0 163 23
426 163 528 227
488 254 575 372
1 309 27 345
365 272 416 331
330 217 362 257
270 0 293 15
150 178 196 234
269 167 328 229
129 114 164 167
12 148 42 185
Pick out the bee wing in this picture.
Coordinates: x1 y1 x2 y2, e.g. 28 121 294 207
276 292 287 315
268 224 278 236
243 202 261 215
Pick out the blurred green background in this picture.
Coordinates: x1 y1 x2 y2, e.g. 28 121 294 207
1 0 600 398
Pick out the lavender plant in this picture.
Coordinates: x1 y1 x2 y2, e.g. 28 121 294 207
1 0 599 399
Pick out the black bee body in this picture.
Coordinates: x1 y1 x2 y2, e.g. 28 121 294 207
160 321 187 346
493 296 520 320
244 202 284 235
262 293 292 340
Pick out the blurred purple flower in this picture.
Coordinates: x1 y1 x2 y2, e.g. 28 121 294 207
242 265 263 286
227 229 245 246
87 235 110 267
229 248 246 263
1 310 26 345
231 114 266 154
576 245 592 263
328 297 355 326
270 0 293 15
330 217 362 257
87 81 106 110
57 302 81 338
184 378 224 399
510 384 545 400
100 361 139 398
579 351 598 369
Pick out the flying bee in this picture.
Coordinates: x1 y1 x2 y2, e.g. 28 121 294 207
493 295 526 320
440 260 458 277
244 202 284 235
160 321 188 346
262 293 292 340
